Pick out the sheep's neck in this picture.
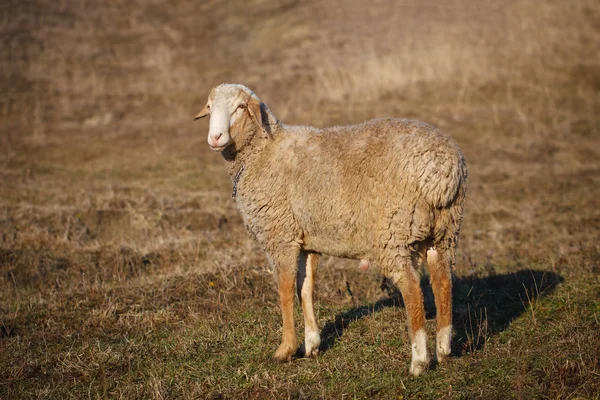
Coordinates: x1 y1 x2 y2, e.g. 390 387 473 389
221 135 269 184
222 122 281 188
231 164 245 199
222 149 245 180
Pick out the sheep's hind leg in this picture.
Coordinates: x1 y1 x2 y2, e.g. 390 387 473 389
386 253 430 376
269 247 299 362
297 251 320 357
427 246 453 362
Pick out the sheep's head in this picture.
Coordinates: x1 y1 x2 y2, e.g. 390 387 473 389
195 84 267 152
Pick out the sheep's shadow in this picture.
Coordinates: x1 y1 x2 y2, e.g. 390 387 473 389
312 269 563 357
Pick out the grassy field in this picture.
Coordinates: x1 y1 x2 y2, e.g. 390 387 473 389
1 0 600 398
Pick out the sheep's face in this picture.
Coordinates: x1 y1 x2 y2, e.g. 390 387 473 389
195 84 263 152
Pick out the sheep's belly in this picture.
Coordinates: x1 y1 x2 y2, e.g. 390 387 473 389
291 197 373 259
301 230 371 260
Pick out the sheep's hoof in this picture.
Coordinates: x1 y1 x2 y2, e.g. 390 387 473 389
410 359 429 376
305 347 319 358
303 331 321 358
436 347 451 363
436 325 452 363
273 344 295 363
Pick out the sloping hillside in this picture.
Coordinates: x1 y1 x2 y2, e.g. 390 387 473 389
1 0 599 398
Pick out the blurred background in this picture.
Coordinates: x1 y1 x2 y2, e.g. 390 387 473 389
1 0 599 397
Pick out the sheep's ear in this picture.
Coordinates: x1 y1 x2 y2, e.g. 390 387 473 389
194 104 210 120
247 98 267 136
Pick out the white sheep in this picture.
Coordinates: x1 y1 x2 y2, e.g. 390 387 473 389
195 83 467 375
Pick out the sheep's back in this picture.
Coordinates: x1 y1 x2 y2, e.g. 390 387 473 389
314 118 466 209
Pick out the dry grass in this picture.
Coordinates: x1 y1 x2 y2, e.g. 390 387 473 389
1 0 600 398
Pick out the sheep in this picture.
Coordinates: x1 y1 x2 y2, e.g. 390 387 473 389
194 83 467 375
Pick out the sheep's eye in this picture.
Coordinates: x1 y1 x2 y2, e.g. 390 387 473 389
237 104 246 109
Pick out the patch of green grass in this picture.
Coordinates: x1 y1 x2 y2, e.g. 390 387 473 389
2 265 598 399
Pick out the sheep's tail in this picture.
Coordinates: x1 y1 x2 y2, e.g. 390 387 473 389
428 153 467 261
420 149 467 209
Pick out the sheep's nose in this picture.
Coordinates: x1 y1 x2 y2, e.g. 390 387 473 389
213 132 223 141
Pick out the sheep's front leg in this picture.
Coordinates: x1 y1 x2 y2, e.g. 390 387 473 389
388 254 430 376
270 248 299 362
297 251 320 357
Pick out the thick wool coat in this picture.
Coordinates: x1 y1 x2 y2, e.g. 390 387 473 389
226 115 467 276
